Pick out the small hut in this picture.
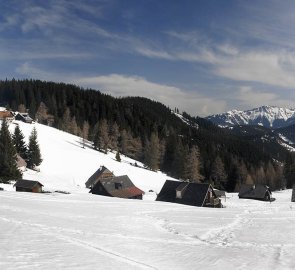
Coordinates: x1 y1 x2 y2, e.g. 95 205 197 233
91 175 144 200
292 185 295 202
14 179 43 193
15 112 33 123
85 166 114 188
156 180 222 208
238 184 274 201
0 111 14 121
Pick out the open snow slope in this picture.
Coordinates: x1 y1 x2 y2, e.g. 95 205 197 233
7 121 174 194
1 121 295 269
0 190 295 269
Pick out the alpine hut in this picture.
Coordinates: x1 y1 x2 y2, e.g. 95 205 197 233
85 166 114 189
156 180 222 208
91 175 144 200
15 112 33 124
14 179 43 193
238 184 274 201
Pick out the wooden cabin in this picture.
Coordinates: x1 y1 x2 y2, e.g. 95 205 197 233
91 175 144 200
156 180 222 208
292 184 295 202
85 166 114 188
14 179 43 193
15 113 33 123
0 111 14 121
238 184 274 201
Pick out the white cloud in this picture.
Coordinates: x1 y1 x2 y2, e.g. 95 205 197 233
74 74 226 116
236 86 294 108
215 51 295 88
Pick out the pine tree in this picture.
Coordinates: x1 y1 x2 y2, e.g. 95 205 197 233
284 153 295 188
35 102 48 124
0 120 22 183
210 156 227 188
12 125 27 159
115 150 121 162
27 127 42 169
184 145 204 183
109 122 119 151
99 119 109 153
82 121 89 148
144 132 160 170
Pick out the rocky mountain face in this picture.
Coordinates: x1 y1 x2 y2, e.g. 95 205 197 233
206 106 295 129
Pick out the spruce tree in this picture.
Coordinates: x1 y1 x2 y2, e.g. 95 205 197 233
12 125 27 160
27 127 42 169
0 120 22 183
144 132 160 171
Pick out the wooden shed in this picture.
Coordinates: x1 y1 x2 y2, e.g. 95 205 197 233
15 113 33 123
156 180 222 208
292 184 295 202
91 175 144 200
14 179 43 193
85 166 114 188
238 184 274 201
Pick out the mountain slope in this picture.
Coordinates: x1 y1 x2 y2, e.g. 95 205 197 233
8 121 174 194
206 106 295 128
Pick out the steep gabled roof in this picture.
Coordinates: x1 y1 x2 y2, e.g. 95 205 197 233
14 179 43 189
238 184 271 200
156 180 213 207
85 166 114 188
92 175 144 198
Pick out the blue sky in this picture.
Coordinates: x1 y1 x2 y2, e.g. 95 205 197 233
1 0 295 116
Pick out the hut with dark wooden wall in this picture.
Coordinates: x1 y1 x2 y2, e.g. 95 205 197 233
85 166 114 189
292 185 295 202
156 180 222 208
15 113 33 123
238 184 274 201
91 175 144 200
14 179 43 193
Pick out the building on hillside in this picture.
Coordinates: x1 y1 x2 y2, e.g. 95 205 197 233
156 180 222 208
15 112 33 123
85 166 114 188
0 111 14 122
292 185 295 202
14 179 43 193
16 154 27 172
238 184 274 201
90 175 144 200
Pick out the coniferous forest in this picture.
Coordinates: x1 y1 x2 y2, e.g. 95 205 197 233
0 79 294 191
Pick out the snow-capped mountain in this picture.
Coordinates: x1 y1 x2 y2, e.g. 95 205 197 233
206 106 295 129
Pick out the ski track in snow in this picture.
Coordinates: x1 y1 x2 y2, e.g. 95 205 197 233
1 122 295 269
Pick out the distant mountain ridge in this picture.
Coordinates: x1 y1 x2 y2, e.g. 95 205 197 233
206 106 295 129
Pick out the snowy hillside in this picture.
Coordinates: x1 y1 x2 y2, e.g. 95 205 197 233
206 106 295 128
5 121 174 194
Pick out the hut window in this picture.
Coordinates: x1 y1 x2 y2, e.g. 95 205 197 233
176 190 182 199
115 183 122 190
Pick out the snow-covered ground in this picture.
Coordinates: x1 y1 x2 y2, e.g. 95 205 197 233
1 121 295 269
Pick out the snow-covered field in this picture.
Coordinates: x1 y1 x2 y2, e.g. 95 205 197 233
1 122 295 269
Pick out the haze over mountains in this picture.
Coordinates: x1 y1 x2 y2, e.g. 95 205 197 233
206 106 295 129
